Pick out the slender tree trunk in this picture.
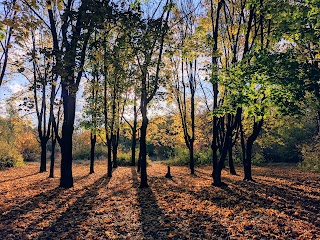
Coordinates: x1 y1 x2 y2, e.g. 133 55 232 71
90 132 96 174
49 137 56 178
228 143 237 175
189 141 195 174
210 0 223 186
140 105 148 188
131 104 137 166
131 131 137 166
40 140 47 172
112 137 118 168
107 140 112 177
112 128 119 168
243 119 263 181
137 148 141 172
244 138 254 180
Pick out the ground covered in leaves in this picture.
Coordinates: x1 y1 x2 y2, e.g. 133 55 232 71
0 161 319 239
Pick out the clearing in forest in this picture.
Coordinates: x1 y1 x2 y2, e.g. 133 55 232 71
0 161 319 239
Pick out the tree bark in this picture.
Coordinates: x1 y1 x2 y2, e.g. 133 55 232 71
131 104 137 166
228 144 237 175
49 137 56 178
90 132 96 174
112 128 120 168
243 119 263 181
137 148 141 172
189 140 195 174
107 140 112 178
139 107 148 188
59 93 76 188
244 138 254 180
39 139 48 172
131 131 137 166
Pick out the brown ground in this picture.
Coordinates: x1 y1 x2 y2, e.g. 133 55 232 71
0 161 319 239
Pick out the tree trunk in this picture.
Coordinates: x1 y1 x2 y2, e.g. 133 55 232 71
139 108 148 188
60 130 73 188
243 119 263 181
112 128 119 168
137 149 141 172
59 94 75 189
244 138 254 180
90 132 96 174
131 107 137 167
39 140 47 172
107 140 112 177
189 141 195 174
228 144 237 175
112 138 118 168
49 137 56 178
131 131 136 166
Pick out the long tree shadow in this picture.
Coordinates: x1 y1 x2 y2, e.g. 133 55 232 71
35 174 111 239
228 180 320 227
131 168 170 239
0 173 93 238
165 177 320 230
131 168 229 239
0 172 39 183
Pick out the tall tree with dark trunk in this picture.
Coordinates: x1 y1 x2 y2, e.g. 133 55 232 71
127 0 172 188
168 1 199 175
46 0 111 188
29 30 54 173
209 0 223 186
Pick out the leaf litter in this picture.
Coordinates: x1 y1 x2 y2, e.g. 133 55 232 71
0 161 319 239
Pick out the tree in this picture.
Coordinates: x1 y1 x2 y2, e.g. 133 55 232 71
0 0 17 86
167 0 199 174
45 0 112 188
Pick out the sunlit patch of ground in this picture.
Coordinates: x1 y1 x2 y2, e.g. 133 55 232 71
0 161 319 239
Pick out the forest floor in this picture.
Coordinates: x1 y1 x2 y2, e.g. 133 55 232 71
0 161 319 240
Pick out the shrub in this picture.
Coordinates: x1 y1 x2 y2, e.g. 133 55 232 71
299 135 320 171
165 148 212 166
195 150 212 165
16 132 40 162
0 141 24 169
95 144 108 159
117 152 132 166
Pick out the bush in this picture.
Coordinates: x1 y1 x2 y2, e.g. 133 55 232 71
16 131 40 162
195 150 212 165
299 135 320 171
117 152 132 166
73 146 90 160
0 141 24 169
165 148 212 166
95 144 108 159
